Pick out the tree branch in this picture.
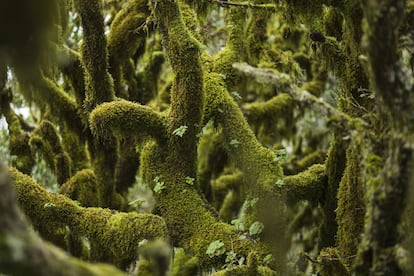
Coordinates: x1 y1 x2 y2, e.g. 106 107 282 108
89 100 167 143
232 62 369 132
0 163 125 276
10 167 168 268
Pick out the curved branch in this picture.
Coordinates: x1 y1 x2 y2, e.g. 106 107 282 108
244 93 295 124
89 100 167 143
282 164 327 205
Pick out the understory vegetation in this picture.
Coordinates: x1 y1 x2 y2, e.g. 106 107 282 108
1 0 414 275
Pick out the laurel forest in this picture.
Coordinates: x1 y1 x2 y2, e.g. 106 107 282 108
1 0 414 275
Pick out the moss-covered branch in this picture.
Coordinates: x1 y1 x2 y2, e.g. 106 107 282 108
90 100 167 143
108 0 150 98
244 93 295 125
154 0 204 156
0 72 34 174
10 167 168 269
232 62 368 132
0 163 125 276
75 0 115 110
30 120 72 185
282 164 327 205
204 72 287 269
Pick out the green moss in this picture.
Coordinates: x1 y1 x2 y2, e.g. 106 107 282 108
244 93 295 125
29 120 72 185
134 51 165 104
336 147 365 270
0 85 34 174
318 247 349 276
10 167 168 269
8 133 34 175
108 0 149 97
211 170 243 208
203 72 287 269
283 164 327 205
59 169 100 207
75 0 115 110
61 130 89 172
246 0 273 66
319 37 347 78
140 141 270 269
60 49 86 111
212 5 247 90
319 137 347 248
283 0 324 28
170 248 199 276
197 127 228 203
324 7 343 41
89 100 167 142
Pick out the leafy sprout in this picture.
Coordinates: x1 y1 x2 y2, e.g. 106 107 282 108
172 125 188 137
185 176 195 185
153 176 166 194
230 139 240 148
206 240 226 258
249 221 264 236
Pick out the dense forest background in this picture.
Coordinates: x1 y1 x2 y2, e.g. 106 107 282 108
1 0 414 275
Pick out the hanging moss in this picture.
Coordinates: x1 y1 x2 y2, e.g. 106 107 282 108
324 7 343 41
283 0 324 29
318 247 349 276
336 146 365 270
29 120 72 185
108 0 150 97
319 137 347 249
213 5 247 90
246 0 273 66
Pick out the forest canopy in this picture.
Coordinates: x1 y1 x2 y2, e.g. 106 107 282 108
1 0 414 275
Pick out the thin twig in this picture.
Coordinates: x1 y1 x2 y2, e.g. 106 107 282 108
215 0 277 10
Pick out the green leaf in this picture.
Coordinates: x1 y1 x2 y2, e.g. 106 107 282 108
138 239 148 247
238 256 245 265
206 240 226 258
274 148 288 162
172 125 188 137
185 176 195 185
153 176 166 194
43 202 56 208
263 254 273 264
154 181 166 194
128 198 145 208
231 91 242 101
276 179 285 187
231 218 244 230
249 221 264 236
230 139 240 148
